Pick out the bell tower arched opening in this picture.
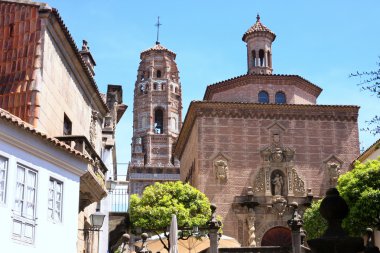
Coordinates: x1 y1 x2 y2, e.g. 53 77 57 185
154 108 164 134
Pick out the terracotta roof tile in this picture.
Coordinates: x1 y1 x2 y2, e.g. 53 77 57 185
141 42 176 58
0 107 92 162
242 14 276 42
203 73 322 100
0 1 109 125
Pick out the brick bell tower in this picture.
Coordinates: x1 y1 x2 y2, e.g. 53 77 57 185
242 14 276 74
127 37 182 195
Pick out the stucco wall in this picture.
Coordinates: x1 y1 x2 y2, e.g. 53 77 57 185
38 29 103 152
0 122 84 253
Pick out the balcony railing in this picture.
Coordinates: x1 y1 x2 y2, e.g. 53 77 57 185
56 135 108 176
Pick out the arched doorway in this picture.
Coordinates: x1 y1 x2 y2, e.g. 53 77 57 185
261 226 291 247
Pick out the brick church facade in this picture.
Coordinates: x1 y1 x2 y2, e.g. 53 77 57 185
174 15 360 247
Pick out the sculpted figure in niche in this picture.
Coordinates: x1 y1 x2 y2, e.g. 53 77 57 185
214 160 228 181
272 173 284 196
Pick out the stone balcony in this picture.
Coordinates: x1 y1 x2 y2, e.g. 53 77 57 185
56 135 108 209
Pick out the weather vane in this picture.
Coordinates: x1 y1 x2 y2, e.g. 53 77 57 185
155 16 162 45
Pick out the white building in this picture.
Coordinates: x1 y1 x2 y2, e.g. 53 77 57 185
0 108 89 252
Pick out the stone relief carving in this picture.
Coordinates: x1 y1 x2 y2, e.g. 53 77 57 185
271 196 288 217
292 168 306 196
271 173 284 196
214 158 228 182
261 146 295 163
323 155 343 187
246 212 257 246
253 168 265 193
90 110 99 148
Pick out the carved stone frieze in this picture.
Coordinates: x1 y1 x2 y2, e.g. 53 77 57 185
253 168 265 193
292 168 306 196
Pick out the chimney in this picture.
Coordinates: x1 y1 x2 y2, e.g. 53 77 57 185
79 40 96 76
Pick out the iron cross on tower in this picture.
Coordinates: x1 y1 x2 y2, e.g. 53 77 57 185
155 16 162 45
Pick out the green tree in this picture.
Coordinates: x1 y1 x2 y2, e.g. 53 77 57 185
303 200 327 240
129 181 211 251
338 159 380 235
303 158 380 239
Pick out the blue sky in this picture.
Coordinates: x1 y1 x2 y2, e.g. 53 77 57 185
47 0 380 175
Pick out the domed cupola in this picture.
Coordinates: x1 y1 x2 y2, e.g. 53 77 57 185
243 14 276 74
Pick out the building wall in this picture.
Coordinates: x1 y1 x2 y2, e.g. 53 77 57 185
186 111 359 243
210 83 316 105
0 122 85 253
39 29 104 152
179 120 199 186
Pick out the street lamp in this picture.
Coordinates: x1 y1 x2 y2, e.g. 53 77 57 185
105 177 117 192
90 211 106 230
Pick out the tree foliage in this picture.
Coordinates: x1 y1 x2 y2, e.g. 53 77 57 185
350 59 380 135
338 159 380 235
129 181 211 250
303 158 380 239
303 200 327 240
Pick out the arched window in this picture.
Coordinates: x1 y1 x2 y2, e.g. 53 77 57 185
156 70 161 78
154 109 164 134
252 50 256 67
275 92 286 104
258 91 269 103
259 49 265 67
153 83 158 90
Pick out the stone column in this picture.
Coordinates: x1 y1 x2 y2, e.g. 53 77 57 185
287 202 303 253
207 204 222 253
247 211 256 246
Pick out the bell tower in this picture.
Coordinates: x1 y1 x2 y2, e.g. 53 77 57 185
128 40 182 195
242 15 276 74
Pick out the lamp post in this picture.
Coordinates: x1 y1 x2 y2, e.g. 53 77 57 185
80 211 106 253
106 177 117 193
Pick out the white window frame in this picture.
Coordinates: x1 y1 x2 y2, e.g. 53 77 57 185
48 178 63 222
12 164 38 244
0 155 8 204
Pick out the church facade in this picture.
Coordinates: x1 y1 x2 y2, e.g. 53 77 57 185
174 16 359 247
127 42 182 195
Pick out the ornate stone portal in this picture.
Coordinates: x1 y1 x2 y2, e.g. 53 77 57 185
234 127 310 247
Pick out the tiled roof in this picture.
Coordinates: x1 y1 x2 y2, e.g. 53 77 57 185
0 1 42 123
203 73 322 100
242 14 276 42
141 42 176 58
0 107 92 162
0 1 109 125
355 138 380 163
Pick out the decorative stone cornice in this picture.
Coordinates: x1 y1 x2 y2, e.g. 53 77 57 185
203 73 322 100
174 101 359 159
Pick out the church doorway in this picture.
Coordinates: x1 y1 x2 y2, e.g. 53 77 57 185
261 226 292 247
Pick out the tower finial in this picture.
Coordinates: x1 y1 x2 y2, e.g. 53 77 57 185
155 16 162 45
256 14 260 22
